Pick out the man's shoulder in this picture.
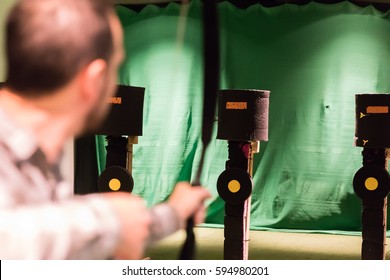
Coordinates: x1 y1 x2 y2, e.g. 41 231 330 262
0 106 39 162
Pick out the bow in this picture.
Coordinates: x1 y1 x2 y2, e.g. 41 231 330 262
178 0 220 260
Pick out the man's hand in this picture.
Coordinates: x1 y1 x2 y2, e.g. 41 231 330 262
102 182 210 259
102 192 151 260
168 182 211 226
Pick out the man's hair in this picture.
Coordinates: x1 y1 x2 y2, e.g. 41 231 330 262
5 0 114 96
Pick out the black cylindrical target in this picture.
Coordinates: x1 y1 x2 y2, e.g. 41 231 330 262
353 164 390 201
217 168 252 204
217 89 270 142
94 85 145 137
355 94 390 148
98 166 134 193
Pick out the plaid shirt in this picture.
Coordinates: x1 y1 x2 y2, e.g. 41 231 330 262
0 106 180 259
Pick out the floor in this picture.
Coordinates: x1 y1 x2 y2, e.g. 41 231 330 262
145 227 390 260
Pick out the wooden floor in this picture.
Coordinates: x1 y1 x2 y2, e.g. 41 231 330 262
145 227 390 260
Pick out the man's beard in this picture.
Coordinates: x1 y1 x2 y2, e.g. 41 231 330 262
82 83 113 135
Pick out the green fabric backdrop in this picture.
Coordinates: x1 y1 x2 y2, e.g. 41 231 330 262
96 1 390 234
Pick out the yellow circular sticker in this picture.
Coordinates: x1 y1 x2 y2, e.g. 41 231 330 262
365 177 378 191
228 180 241 193
109 178 121 191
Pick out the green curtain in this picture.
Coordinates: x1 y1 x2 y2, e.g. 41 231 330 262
96 0 390 234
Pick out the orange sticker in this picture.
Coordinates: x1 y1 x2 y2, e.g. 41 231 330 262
366 106 388 114
226 102 247 110
108 97 122 104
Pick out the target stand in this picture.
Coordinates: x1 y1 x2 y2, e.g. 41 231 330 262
217 168 253 205
94 85 145 193
353 94 390 260
216 89 270 260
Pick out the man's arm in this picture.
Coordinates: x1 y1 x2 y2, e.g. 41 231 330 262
0 194 121 259
0 182 210 260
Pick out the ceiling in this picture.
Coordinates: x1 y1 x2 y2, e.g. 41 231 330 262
113 0 390 12
115 0 176 3
114 0 390 4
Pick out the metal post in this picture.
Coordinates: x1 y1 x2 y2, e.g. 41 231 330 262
126 136 138 174
360 147 388 260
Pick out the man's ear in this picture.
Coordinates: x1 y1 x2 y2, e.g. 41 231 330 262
79 59 107 104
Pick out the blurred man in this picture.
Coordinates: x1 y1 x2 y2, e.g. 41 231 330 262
0 0 210 259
